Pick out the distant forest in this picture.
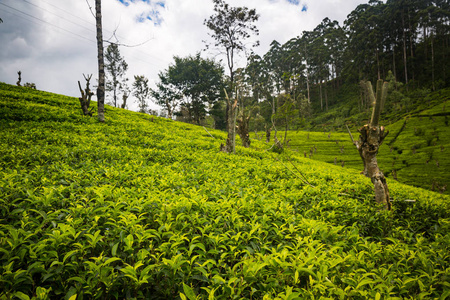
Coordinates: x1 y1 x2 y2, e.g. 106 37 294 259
238 0 449 115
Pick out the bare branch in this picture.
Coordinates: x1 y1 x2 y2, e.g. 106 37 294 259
346 124 355 145
85 0 95 18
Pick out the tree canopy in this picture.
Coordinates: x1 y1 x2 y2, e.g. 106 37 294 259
151 54 224 124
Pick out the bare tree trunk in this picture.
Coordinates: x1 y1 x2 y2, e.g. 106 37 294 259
237 112 251 148
351 80 391 210
376 49 381 80
78 74 94 116
223 89 238 153
319 81 323 111
121 92 128 109
402 13 408 91
95 0 105 122
16 71 22 86
431 35 435 91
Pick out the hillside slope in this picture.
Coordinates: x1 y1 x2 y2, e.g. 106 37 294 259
1 83 449 299
266 86 450 194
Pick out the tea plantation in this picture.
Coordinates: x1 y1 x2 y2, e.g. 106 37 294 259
1 82 449 299
253 88 450 195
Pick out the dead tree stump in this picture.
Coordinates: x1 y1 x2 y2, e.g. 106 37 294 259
237 113 251 148
349 80 391 210
121 92 129 109
78 74 94 116
16 71 22 86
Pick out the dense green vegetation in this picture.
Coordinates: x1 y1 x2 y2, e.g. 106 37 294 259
1 83 450 299
257 87 450 194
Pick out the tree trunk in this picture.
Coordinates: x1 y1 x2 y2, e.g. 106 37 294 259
402 13 408 91
223 89 237 153
265 124 271 143
356 124 390 210
78 74 94 116
16 71 22 86
352 80 391 210
121 92 128 109
113 88 117 108
319 81 323 111
376 49 381 80
237 113 251 148
431 35 435 91
95 0 105 122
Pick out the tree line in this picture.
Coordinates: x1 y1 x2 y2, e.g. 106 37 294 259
88 0 449 137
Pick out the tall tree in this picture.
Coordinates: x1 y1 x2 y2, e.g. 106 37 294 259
204 0 259 153
105 43 128 108
133 75 150 113
95 0 105 122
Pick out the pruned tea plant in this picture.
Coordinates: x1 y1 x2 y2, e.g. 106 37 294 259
1 82 450 299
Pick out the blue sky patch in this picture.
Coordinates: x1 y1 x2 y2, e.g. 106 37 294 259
117 0 165 7
117 0 130 6
137 10 163 26
302 4 308 12
116 0 166 25
287 0 300 5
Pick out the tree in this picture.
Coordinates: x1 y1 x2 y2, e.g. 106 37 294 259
167 54 224 124
349 79 391 210
105 43 128 108
151 71 182 119
95 0 105 122
204 0 259 153
133 75 150 113
78 74 94 116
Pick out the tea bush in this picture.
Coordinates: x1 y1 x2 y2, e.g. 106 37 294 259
1 83 449 299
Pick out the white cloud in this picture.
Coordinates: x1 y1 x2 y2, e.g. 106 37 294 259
0 0 368 112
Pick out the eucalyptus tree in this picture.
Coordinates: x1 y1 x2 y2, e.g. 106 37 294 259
306 19 333 111
385 0 421 89
204 0 259 153
415 0 450 90
105 43 128 108
345 2 385 82
133 75 150 113
95 0 105 122
322 19 347 89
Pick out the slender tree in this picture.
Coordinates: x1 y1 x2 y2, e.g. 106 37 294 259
105 43 128 108
133 75 150 113
95 0 105 122
204 0 259 153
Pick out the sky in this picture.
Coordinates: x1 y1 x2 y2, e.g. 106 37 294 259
0 0 369 112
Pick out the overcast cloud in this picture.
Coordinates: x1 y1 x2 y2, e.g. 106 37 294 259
0 0 368 111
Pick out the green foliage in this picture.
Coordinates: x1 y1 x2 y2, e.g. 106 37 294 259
105 43 129 108
1 82 450 299
132 75 150 113
151 54 224 124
